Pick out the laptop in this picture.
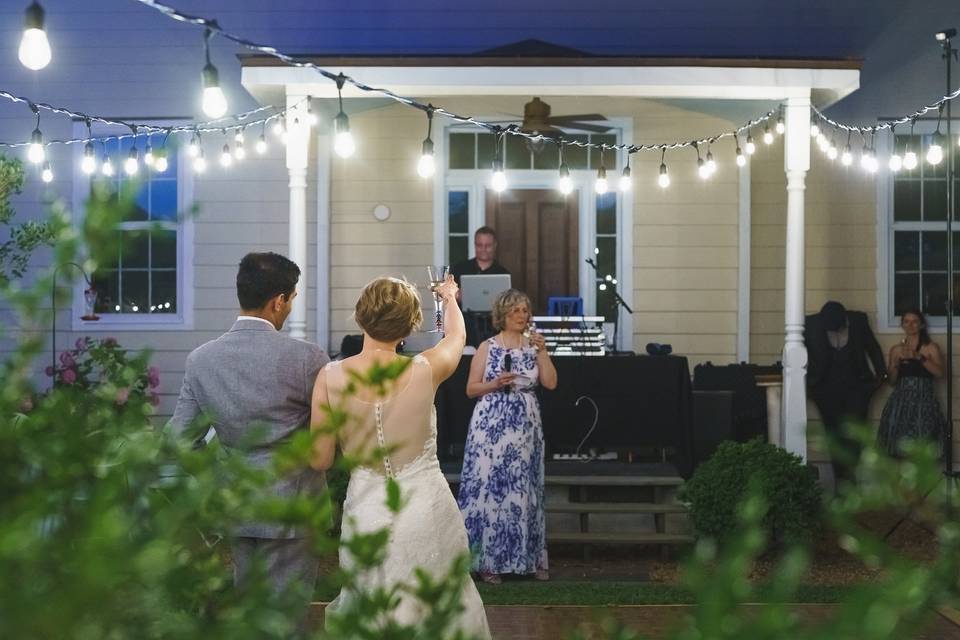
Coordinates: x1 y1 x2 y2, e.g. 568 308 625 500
460 274 512 312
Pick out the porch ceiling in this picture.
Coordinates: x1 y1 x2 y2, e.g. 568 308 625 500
240 55 861 111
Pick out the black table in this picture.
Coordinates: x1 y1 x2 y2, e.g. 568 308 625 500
435 354 693 476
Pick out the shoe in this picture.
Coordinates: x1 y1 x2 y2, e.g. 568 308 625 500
479 572 501 584
534 569 549 581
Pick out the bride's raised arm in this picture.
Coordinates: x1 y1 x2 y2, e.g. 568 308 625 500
422 275 466 387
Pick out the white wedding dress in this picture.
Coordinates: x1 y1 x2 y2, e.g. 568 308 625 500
323 355 491 638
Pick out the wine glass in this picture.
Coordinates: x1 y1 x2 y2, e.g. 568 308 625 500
426 265 448 333
523 320 539 352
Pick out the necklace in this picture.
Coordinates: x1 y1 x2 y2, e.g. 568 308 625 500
499 333 522 350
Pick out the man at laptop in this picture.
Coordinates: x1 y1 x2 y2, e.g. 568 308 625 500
451 226 510 345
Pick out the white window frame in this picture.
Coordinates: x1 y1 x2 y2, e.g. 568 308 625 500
877 118 956 332
70 119 195 331
433 118 634 350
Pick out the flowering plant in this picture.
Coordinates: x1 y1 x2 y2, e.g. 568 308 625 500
46 337 160 408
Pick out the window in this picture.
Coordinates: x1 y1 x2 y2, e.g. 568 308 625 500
74 126 193 328
447 191 469 266
447 130 617 171
886 127 960 324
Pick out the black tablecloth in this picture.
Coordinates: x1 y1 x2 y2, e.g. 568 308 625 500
435 354 693 476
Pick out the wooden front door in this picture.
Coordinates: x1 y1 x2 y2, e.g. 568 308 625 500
485 189 579 314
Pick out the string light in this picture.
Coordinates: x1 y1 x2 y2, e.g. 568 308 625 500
101 154 114 177
491 131 507 192
40 160 53 183
200 29 227 119
154 148 168 173
306 96 318 126
234 138 245 160
219 143 232 167
734 134 746 167
763 124 774 145
18 2 51 71
417 107 435 178
745 131 756 155
840 131 853 166
658 149 670 188
887 125 902 171
826 139 838 161
143 142 155 167
810 124 820 138
27 127 44 164
558 143 573 195
695 143 710 180
81 141 97 175
187 131 200 158
124 145 139 176
618 153 632 192
595 165 609 194
927 135 944 165
193 149 207 173
256 133 268 154
333 74 355 158
705 144 717 176
272 119 285 138
775 108 785 135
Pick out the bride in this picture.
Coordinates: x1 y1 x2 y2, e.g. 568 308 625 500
310 275 490 637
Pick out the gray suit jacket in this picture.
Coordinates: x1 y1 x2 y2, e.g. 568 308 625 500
167 318 329 538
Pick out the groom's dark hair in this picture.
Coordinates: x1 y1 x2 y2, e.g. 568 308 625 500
236 252 301 310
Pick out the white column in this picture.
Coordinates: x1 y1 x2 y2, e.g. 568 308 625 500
781 94 811 460
286 93 310 340
315 133 332 351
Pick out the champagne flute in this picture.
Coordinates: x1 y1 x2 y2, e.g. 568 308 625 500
426 265 448 333
523 320 539 352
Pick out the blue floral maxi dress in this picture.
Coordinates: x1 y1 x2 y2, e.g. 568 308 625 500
457 338 548 575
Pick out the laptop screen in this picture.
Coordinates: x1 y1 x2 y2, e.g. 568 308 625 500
460 274 512 312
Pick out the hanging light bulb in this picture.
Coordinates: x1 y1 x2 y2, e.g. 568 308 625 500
417 109 435 178
861 148 878 174
888 151 903 172
705 150 717 175
558 163 573 196
827 142 838 161
234 140 246 160
618 165 632 192
763 125 774 145
101 155 114 177
595 165 609 194
200 29 227 118
810 124 820 138
697 157 710 180
124 146 139 176
193 149 207 173
143 144 154 167
18 2 51 71
306 96 318 126
491 158 507 193
256 134 268 154
903 148 918 170
187 132 200 158
273 119 285 138
735 144 746 167
234 129 245 144
27 128 44 164
219 144 232 167
841 144 853 166
81 142 97 175
153 149 168 173
745 134 756 155
775 113 785 135
658 162 670 189
40 160 53 183
334 111 355 158
927 136 944 165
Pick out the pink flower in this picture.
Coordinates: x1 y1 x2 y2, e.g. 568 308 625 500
115 388 130 405
147 366 160 389
62 368 77 384
59 351 75 367
149 392 161 407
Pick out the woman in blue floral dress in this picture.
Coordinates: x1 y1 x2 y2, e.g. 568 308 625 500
457 289 557 584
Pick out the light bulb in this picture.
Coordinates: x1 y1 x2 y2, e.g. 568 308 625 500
763 127 774 145
187 135 200 158
101 156 114 177
841 146 853 166
859 150 870 170
491 160 507 192
273 120 285 138
705 152 717 175
201 62 228 118
234 141 246 160
27 129 44 164
255 135 268 154
124 147 139 176
827 144 838 161
417 138 435 178
595 166 608 194
193 150 207 173
903 150 918 170
599 283 607 291
745 136 756 155
18 3 51 71
927 142 943 165
888 153 903 172
735 149 746 167
658 163 670 188
234 130 245 144
775 118 785 135
558 164 573 195
618 166 632 192
697 158 710 180
810 124 820 138
306 103 318 126
143 145 154 167
81 143 97 175
334 112 355 158
40 161 53 183
153 152 168 173
219 144 232 167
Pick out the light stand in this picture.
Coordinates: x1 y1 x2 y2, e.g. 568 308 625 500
937 28 959 507
585 257 633 354
51 262 99 385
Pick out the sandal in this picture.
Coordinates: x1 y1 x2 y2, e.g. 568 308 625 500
534 569 550 581
479 572 502 584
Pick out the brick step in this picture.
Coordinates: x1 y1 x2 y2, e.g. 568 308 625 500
546 502 688 515
548 531 694 545
444 473 683 488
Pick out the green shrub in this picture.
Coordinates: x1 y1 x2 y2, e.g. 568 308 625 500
679 438 822 546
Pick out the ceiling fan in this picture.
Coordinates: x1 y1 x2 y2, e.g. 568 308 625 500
494 97 611 152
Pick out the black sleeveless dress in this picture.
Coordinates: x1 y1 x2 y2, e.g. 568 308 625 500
877 357 945 456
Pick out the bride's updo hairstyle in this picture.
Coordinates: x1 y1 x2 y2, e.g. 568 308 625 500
355 277 424 342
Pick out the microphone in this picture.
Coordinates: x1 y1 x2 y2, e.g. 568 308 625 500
503 353 512 393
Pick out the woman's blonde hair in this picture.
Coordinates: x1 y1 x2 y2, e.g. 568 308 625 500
355 277 423 342
491 289 532 331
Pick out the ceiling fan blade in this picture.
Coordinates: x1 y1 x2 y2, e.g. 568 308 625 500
559 122 613 133
546 114 608 123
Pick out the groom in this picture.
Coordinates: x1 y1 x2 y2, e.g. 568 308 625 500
167 251 329 622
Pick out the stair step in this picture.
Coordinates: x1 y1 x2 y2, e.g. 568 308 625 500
548 531 694 545
546 502 688 514
444 473 683 487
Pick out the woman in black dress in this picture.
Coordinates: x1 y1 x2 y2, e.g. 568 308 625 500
878 308 945 456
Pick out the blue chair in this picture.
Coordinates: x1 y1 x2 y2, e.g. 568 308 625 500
547 296 583 316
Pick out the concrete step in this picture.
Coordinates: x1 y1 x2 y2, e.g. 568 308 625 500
546 502 688 515
444 473 683 488
548 531 694 545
